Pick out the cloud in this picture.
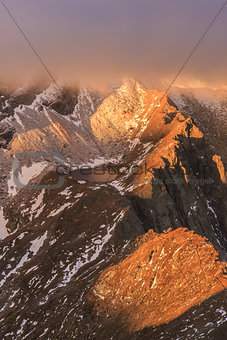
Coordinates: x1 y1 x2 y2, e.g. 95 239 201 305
0 0 226 88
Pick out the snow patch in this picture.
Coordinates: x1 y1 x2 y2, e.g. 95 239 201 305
0 207 9 240
30 232 48 256
48 203 72 217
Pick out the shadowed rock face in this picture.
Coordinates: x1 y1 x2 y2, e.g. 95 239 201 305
170 87 227 168
126 132 227 256
0 85 79 120
132 290 227 340
0 80 227 339
0 85 44 120
88 228 227 333
0 124 15 148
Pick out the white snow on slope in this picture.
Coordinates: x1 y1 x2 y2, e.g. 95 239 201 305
30 232 48 256
8 162 47 197
0 207 9 240
14 112 24 129
30 190 46 219
48 203 73 217
60 187 73 197
0 232 48 288
20 162 47 185
60 210 126 285
29 84 61 111
39 210 126 305
8 168 18 196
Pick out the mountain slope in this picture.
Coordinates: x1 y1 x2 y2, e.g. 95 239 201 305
0 172 142 339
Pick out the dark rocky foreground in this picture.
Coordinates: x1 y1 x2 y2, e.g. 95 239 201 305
89 228 227 338
0 172 226 339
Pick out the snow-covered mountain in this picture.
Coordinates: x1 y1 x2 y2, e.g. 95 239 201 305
0 80 226 339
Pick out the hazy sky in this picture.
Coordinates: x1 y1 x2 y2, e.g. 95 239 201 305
0 0 227 88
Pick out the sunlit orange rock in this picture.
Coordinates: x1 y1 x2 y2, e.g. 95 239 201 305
89 228 227 333
212 155 227 184
11 122 71 153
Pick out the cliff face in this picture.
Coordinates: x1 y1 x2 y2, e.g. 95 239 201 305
89 228 227 333
213 154 227 184
126 127 227 254
170 87 227 168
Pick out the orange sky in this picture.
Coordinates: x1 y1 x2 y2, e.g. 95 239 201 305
0 0 227 89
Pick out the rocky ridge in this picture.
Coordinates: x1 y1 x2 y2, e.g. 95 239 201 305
89 228 227 334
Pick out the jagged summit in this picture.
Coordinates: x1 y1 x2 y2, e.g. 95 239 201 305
2 84 103 164
1 79 172 161
91 79 171 150
115 78 145 94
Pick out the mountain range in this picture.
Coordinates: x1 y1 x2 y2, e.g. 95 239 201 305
0 79 226 339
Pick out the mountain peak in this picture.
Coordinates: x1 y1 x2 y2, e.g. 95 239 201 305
117 78 146 95
90 80 170 149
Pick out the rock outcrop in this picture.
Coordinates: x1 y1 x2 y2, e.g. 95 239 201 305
213 154 227 184
89 228 227 333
